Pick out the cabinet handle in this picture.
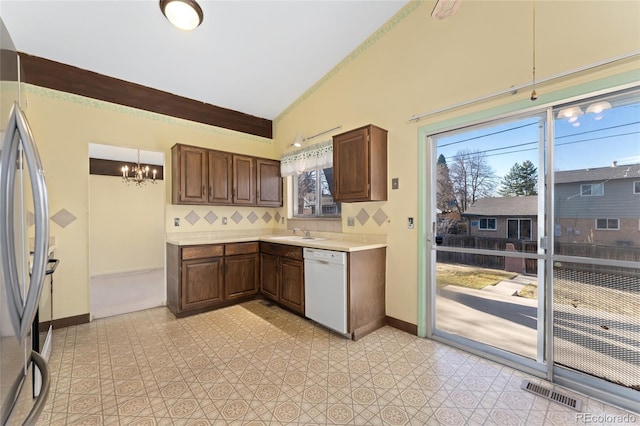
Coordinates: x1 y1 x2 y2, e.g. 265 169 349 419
202 185 205 197
209 186 212 199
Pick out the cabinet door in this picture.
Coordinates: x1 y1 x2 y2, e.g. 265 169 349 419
174 145 208 204
333 127 370 201
260 253 278 300
225 253 259 300
181 257 223 311
256 159 282 207
233 155 256 205
279 258 304 314
208 150 232 204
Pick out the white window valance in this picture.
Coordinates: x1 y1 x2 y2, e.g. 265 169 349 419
280 140 333 177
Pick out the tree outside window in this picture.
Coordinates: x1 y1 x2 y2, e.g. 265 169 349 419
294 167 341 217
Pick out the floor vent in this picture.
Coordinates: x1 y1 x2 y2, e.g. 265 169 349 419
521 381 582 410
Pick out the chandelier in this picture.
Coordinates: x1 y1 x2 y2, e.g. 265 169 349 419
121 150 157 186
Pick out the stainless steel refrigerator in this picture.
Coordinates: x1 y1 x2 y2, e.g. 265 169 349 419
0 18 50 425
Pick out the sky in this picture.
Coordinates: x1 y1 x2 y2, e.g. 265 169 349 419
435 94 640 186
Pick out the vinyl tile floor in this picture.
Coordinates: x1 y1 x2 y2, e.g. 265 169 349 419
35 300 637 425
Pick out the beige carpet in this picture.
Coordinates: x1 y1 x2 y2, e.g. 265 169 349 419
90 268 164 319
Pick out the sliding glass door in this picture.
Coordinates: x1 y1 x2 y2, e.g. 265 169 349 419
551 90 640 394
427 86 640 401
430 113 546 364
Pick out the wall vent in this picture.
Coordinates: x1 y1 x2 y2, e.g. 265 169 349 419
521 381 582 410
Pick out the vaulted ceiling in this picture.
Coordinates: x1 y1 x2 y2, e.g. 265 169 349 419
1 0 410 121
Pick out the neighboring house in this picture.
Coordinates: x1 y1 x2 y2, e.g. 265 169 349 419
461 196 538 240
555 163 640 246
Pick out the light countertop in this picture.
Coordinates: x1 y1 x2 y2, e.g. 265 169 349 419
166 230 386 252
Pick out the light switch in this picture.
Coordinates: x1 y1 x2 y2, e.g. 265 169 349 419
174 218 180 227
347 217 355 227
392 178 399 190
408 217 414 229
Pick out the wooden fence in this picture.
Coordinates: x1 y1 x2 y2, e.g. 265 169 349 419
436 236 640 276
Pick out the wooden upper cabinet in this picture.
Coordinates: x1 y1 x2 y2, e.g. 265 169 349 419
172 144 280 206
208 150 232 204
172 144 208 204
333 124 387 202
256 158 283 207
232 154 256 205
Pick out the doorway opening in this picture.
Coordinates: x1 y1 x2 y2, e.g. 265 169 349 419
88 143 166 319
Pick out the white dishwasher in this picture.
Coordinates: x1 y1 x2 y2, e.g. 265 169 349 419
304 247 348 334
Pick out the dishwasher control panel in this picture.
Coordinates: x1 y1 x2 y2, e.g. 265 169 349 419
303 248 346 265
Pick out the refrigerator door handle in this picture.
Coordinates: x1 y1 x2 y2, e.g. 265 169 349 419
23 351 50 426
0 104 23 338
0 102 49 342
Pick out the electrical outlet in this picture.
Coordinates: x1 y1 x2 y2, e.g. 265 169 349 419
174 218 180 227
347 217 355 227
222 217 228 225
408 217 414 229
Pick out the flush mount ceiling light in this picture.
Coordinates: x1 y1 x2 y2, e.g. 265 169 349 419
160 0 203 31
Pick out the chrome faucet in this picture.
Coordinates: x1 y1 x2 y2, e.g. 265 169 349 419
293 227 312 239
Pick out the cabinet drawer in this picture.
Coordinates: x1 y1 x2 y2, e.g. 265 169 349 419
259 242 278 256
260 242 303 260
181 244 224 260
279 245 303 261
225 242 259 256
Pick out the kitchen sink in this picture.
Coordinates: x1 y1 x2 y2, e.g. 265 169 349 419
267 236 327 241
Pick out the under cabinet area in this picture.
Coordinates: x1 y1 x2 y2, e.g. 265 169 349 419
260 242 305 315
333 124 387 202
171 143 282 207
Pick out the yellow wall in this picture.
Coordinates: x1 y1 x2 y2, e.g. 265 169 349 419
273 0 640 325
89 174 166 275
19 0 640 324
21 86 279 319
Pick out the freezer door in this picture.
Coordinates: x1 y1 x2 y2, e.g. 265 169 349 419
0 102 49 342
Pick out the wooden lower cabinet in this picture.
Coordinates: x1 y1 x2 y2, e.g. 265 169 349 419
347 248 386 340
259 253 278 300
167 240 386 337
260 243 304 315
225 253 259 301
166 242 259 317
279 258 304 313
181 257 223 311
